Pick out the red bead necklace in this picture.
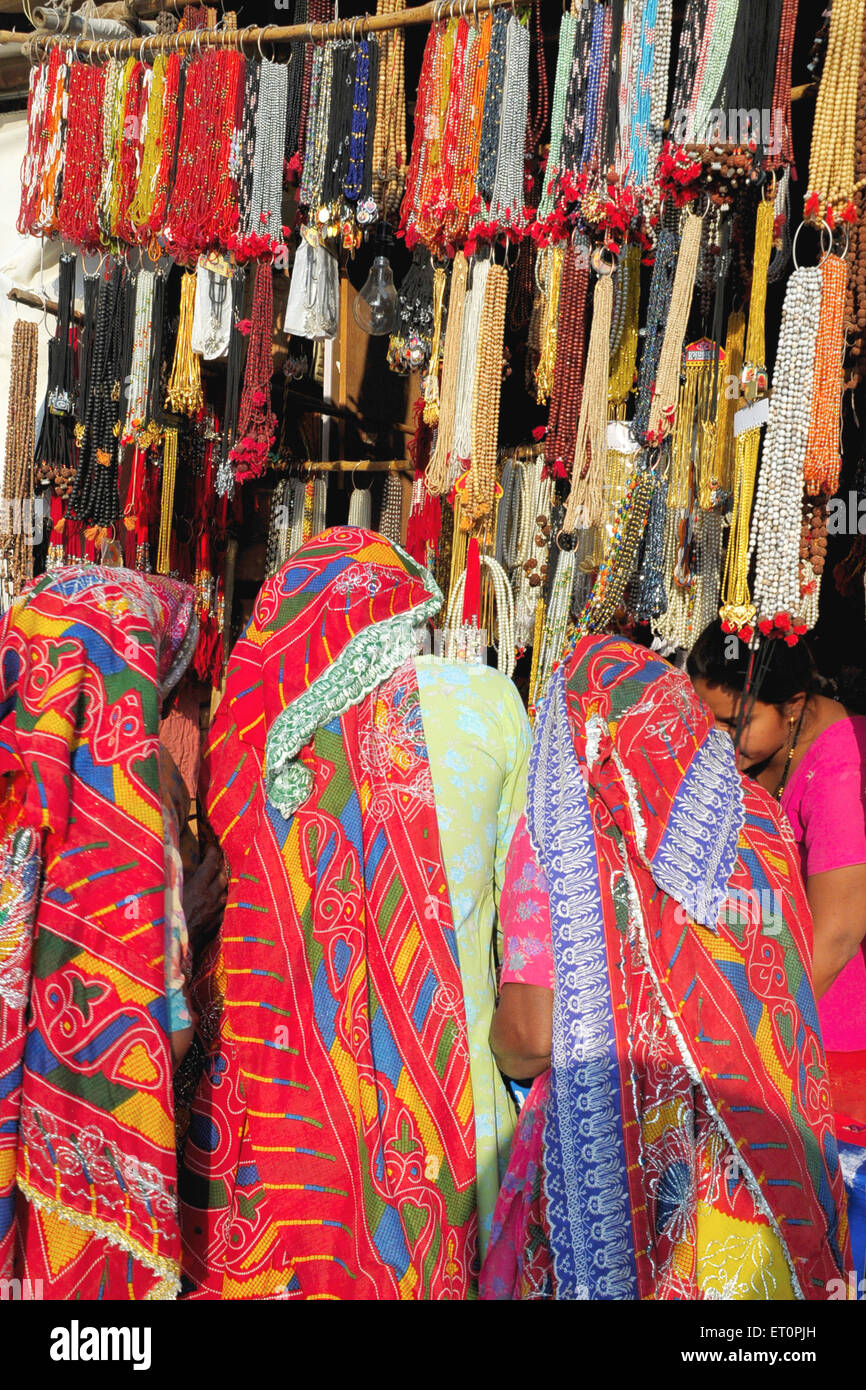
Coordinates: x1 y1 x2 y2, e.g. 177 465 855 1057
58 61 106 251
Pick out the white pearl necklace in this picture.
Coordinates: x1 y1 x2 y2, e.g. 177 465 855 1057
749 266 821 625
347 481 372 529
489 16 530 230
451 258 490 470
121 270 155 446
444 554 516 678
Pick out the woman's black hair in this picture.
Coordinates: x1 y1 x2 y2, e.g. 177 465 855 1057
687 619 822 708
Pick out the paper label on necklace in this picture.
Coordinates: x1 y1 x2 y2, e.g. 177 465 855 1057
733 397 770 437
199 252 234 281
607 420 641 454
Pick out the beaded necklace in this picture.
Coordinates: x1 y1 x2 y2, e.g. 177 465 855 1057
163 49 245 261
426 251 468 495
558 1 600 183
284 0 308 173
630 465 668 622
691 0 740 145
608 243 641 415
299 45 324 208
68 261 128 533
537 10 577 221
248 58 289 243
321 42 357 213
398 19 441 244
57 59 104 250
452 14 492 241
378 470 403 544
669 0 707 121
372 0 407 221
514 455 554 651
237 59 261 235
121 269 156 447
165 269 204 417
462 262 508 536
645 211 703 445
530 544 577 714
128 55 166 238
575 465 655 637
526 0 549 159
146 53 181 240
489 15 530 231
624 0 657 188
806 0 866 218
298 0 334 171
767 0 798 170
563 267 615 533
649 0 674 164
0 320 38 603
344 39 373 202
632 222 679 443
230 260 277 483
802 254 848 498
748 266 822 630
97 59 127 244
547 243 590 475
111 59 148 245
477 6 508 204
18 48 68 238
580 3 608 173
535 244 565 404
451 255 490 469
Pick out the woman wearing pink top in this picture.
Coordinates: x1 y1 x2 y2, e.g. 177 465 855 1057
687 621 866 1120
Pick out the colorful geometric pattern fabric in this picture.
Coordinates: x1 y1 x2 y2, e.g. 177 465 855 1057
181 529 478 1299
485 636 850 1301
0 565 196 1299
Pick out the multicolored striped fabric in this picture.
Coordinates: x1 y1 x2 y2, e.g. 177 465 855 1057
181 529 478 1298
483 635 851 1300
0 565 196 1299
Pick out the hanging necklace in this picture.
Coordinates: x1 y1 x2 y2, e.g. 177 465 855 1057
749 266 821 631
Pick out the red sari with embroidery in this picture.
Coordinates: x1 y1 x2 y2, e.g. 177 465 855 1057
180 528 478 1299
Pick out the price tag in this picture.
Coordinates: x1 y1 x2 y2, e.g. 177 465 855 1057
733 397 770 437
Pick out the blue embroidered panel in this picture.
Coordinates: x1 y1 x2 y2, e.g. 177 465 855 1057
651 728 744 931
528 667 637 1300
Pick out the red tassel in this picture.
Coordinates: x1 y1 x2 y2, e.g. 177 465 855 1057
462 537 481 627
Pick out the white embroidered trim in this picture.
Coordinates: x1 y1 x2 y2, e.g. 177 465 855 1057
264 550 443 818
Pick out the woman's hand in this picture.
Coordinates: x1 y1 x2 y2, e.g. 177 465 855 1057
490 982 553 1082
183 845 228 959
808 864 866 998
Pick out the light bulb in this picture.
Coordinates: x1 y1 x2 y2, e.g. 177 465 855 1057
352 256 397 336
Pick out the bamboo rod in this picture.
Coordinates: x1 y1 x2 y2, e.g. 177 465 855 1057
8 0 531 57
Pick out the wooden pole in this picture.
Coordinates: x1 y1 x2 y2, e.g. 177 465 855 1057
7 286 84 323
4 0 531 57
301 459 412 472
